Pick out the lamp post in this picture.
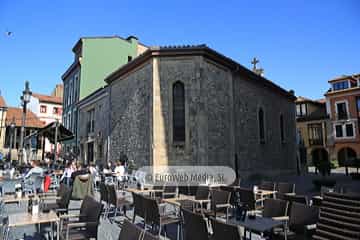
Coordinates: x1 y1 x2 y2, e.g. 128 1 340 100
19 81 32 165
54 119 59 163
8 117 15 162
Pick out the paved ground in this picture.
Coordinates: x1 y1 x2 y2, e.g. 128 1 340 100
2 167 360 240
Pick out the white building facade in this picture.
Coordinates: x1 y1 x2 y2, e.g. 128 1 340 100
28 93 63 153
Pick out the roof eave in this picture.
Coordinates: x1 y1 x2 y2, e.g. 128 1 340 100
105 46 296 101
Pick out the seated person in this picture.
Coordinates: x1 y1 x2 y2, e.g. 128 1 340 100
103 162 113 175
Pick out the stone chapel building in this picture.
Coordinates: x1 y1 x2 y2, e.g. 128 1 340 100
105 45 297 177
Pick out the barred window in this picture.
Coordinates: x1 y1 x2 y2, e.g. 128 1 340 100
280 114 285 143
173 81 185 142
258 108 265 143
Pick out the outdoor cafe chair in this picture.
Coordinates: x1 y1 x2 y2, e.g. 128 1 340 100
262 198 289 219
261 198 289 237
178 185 190 196
0 200 5 215
118 219 160 240
188 184 199 196
259 181 276 191
238 187 263 213
100 182 110 218
0 216 10 240
230 177 241 187
203 189 231 221
273 202 319 240
193 185 210 211
152 184 165 199
162 184 177 199
143 197 182 240
49 173 60 191
142 230 160 240
209 217 242 240
118 219 143 240
106 184 131 221
276 182 295 194
60 195 103 240
284 194 308 205
132 192 146 224
44 184 72 213
181 207 209 240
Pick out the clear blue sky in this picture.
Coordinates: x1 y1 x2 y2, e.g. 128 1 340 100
0 0 359 106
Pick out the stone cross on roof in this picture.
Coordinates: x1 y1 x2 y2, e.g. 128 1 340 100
251 57 259 71
251 57 264 76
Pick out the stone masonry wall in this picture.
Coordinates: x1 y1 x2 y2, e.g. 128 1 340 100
109 62 152 167
155 56 233 167
233 74 297 176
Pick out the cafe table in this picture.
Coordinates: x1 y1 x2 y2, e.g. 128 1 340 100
8 210 60 240
162 195 195 207
228 215 287 240
0 193 60 204
126 187 164 194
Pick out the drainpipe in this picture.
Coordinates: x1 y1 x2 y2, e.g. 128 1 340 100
107 86 111 164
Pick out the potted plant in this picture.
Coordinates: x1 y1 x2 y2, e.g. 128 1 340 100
350 159 360 180
312 160 336 190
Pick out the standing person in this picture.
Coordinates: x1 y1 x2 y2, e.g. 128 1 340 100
24 160 44 178
60 161 74 185
71 163 89 182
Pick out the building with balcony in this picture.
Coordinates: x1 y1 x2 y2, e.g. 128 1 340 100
295 96 330 167
325 73 360 166
27 90 63 154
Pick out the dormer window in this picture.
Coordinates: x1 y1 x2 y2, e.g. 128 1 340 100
332 81 349 91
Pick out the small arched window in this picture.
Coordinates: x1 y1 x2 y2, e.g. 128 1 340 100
258 108 265 143
280 114 285 143
173 81 185 142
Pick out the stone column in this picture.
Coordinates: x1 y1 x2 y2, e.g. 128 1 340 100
152 57 168 167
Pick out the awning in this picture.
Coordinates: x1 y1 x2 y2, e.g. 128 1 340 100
36 122 74 143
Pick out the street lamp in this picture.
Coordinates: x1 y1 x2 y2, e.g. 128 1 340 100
19 81 32 165
8 117 15 162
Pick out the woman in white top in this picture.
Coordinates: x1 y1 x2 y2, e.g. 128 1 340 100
60 162 74 185
114 161 125 181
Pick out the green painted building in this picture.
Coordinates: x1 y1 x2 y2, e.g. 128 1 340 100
61 36 147 153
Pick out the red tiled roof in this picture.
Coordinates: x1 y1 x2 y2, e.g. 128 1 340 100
32 93 62 105
5 107 44 128
0 96 6 107
328 73 360 83
316 98 326 104
296 96 325 105
296 96 312 103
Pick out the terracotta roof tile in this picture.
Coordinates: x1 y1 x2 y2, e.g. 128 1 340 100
32 93 63 104
316 98 326 104
5 107 44 128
